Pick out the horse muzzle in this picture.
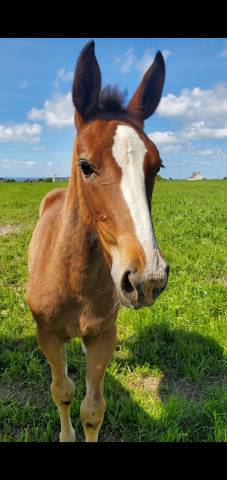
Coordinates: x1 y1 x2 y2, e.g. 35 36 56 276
119 264 169 309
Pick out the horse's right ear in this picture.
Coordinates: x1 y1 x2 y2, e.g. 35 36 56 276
72 41 102 121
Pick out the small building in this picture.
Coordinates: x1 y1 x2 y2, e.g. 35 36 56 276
188 172 204 181
52 175 69 183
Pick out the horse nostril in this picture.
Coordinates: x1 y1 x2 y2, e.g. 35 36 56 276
120 265 169 306
121 270 134 294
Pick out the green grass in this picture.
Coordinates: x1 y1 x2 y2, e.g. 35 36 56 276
0 180 227 442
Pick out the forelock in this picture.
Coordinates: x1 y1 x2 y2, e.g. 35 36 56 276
98 85 128 113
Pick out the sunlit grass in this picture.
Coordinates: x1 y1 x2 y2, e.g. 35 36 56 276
0 180 226 442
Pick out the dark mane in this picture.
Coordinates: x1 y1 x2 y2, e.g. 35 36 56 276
98 85 128 113
75 83 142 129
83 85 143 128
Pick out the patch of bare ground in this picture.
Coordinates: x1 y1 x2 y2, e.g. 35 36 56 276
128 373 227 404
215 275 227 287
160 375 227 403
0 380 49 408
11 282 27 293
128 374 164 401
0 224 21 236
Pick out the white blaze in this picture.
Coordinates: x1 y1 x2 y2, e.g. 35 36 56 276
112 124 164 278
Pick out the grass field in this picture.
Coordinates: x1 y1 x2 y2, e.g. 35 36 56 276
0 180 226 442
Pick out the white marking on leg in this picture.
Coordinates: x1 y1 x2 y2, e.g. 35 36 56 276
82 341 87 355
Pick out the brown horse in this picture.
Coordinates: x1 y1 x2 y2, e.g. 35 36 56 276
26 41 169 442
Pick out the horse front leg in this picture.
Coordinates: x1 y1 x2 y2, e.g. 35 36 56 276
80 323 116 442
37 327 75 442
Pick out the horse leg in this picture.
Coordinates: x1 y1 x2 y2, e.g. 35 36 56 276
80 324 116 442
37 327 75 442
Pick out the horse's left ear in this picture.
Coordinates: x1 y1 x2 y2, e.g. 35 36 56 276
127 51 165 124
72 41 102 121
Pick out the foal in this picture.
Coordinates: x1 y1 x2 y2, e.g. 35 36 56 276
26 41 169 442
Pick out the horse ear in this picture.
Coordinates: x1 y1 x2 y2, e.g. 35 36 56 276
127 51 165 124
72 41 102 120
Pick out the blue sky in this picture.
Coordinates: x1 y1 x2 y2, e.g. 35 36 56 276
1 38 227 179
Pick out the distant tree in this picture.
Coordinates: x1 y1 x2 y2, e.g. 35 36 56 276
38 177 52 182
156 175 167 181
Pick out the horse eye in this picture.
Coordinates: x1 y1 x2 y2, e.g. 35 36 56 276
78 160 95 178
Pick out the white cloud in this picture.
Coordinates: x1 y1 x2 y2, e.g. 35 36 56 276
162 49 172 60
161 144 182 153
115 48 135 74
149 122 227 147
54 68 73 89
114 47 172 77
135 49 155 77
0 159 37 167
195 148 221 157
57 68 73 82
149 84 227 154
46 162 54 166
149 130 178 145
0 123 42 143
156 84 227 125
27 92 74 128
195 160 213 167
219 41 227 58
184 122 227 140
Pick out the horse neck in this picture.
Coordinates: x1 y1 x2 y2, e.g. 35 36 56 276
62 138 105 283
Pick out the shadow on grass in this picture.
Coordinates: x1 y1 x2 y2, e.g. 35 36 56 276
117 322 227 397
0 322 227 442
